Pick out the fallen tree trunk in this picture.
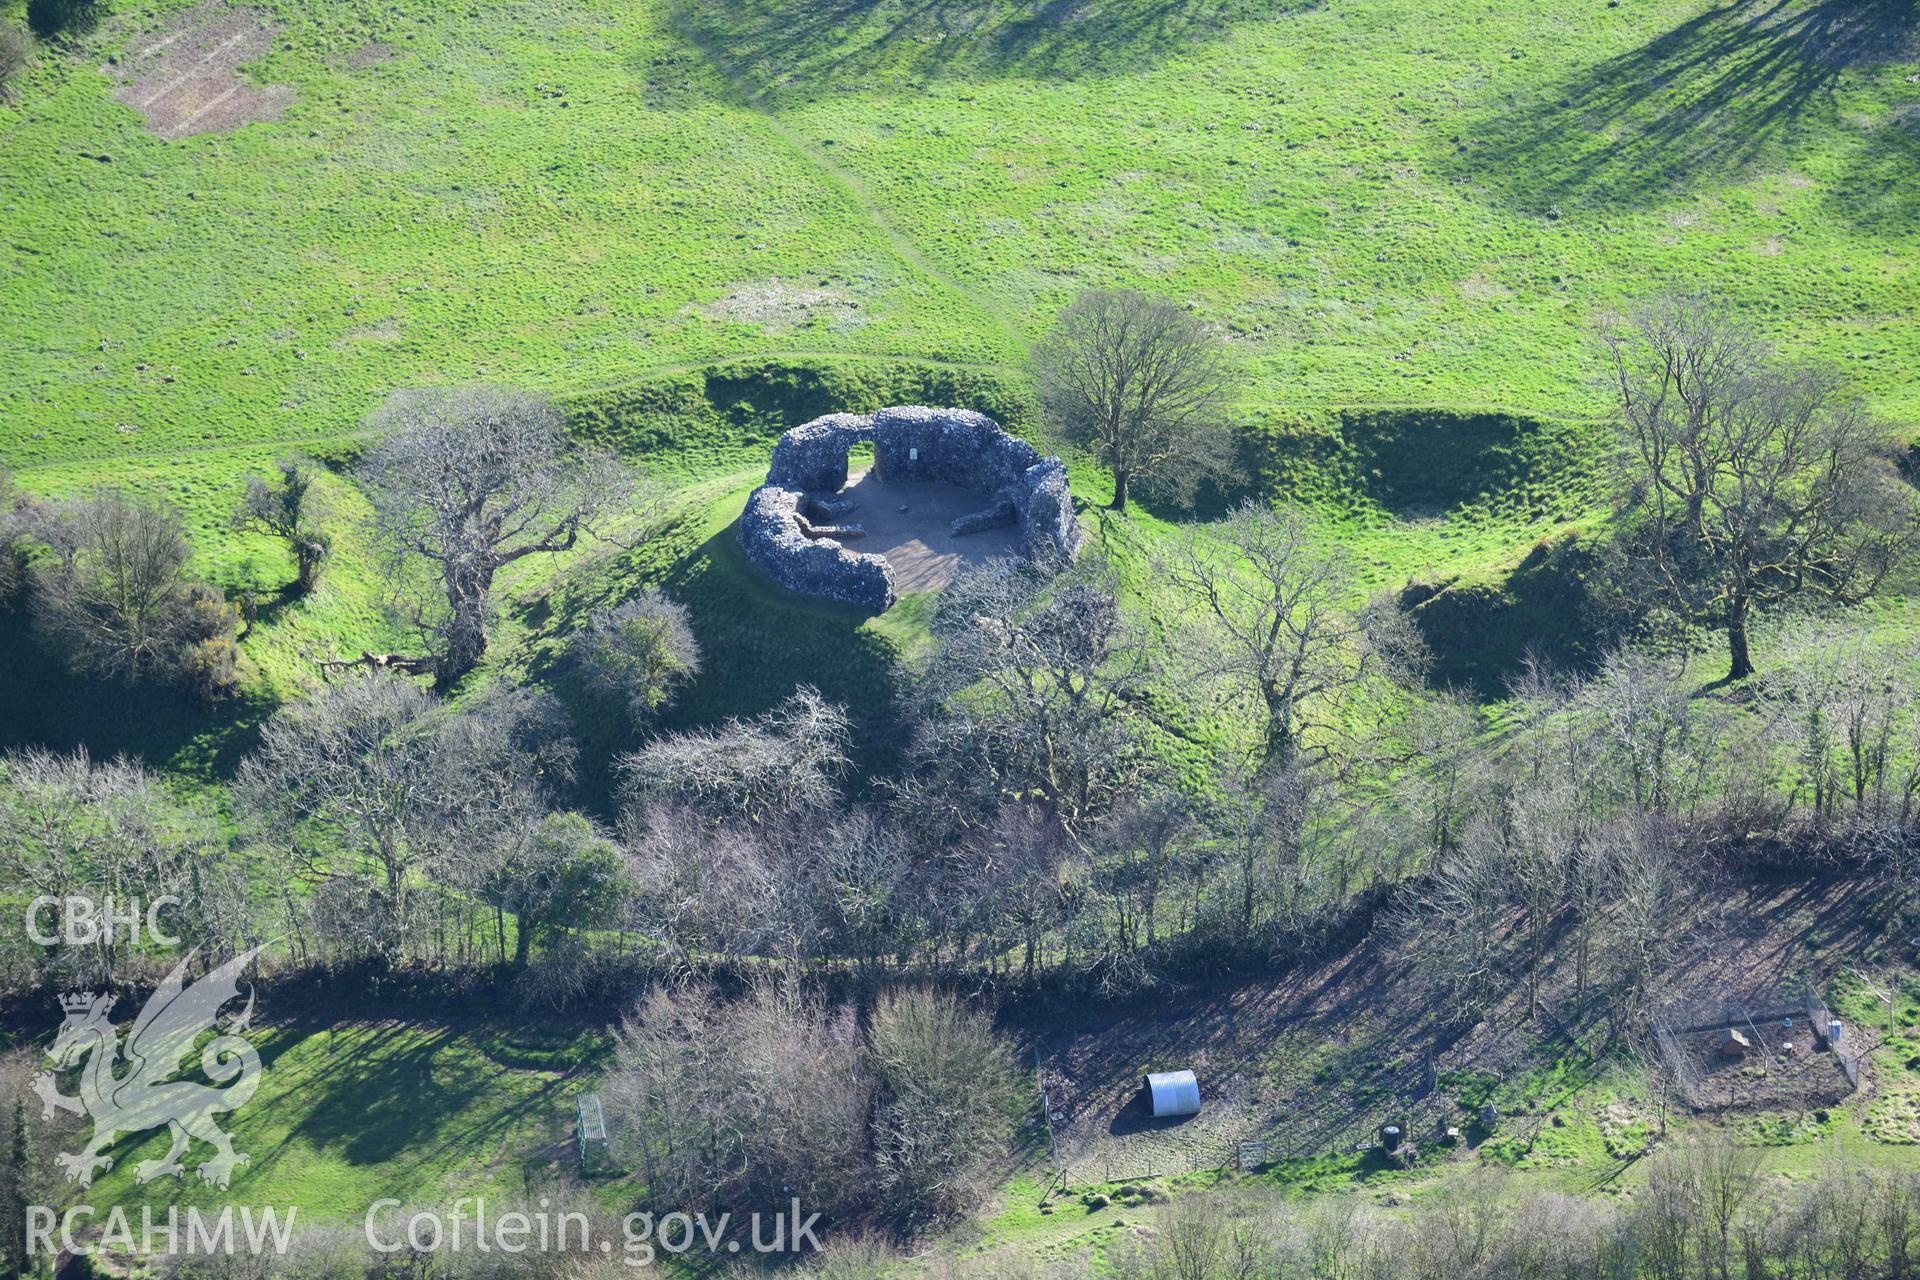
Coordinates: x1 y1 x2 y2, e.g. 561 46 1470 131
317 651 438 679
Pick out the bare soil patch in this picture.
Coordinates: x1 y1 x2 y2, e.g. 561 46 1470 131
1669 1017 1859 1112
698 279 862 334
109 2 294 140
834 468 1022 594
348 41 397 70
1032 940 1454 1186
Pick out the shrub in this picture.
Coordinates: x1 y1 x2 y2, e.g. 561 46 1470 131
865 989 1021 1223
235 458 331 594
573 590 701 727
605 983 1017 1228
29 492 239 698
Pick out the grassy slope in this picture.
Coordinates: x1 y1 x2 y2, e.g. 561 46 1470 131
2 0 1912 765
0 0 1014 469
4 0 1915 463
59 1020 606 1221
691 0 1919 418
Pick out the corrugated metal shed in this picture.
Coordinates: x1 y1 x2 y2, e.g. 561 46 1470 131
1144 1070 1201 1118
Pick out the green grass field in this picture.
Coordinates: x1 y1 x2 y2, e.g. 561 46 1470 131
5 0 1916 471
4 0 1915 762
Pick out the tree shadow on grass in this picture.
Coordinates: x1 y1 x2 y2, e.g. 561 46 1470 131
0 607 272 781
1833 96 1920 235
675 0 1322 106
87 1024 489 1211
1441 0 1917 213
264 1025 572 1182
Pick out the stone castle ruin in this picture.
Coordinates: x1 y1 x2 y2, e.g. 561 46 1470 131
739 407 1085 610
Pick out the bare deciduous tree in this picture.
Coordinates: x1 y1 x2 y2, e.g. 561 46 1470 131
616 686 850 824
235 457 331 595
1389 826 1510 1022
362 385 637 683
621 804 820 971
1574 649 1733 818
915 559 1146 836
237 675 440 962
237 674 570 966
1089 786 1199 957
1166 500 1424 769
1605 295 1919 680
0 748 216 985
605 981 873 1219
1765 620 1920 830
864 987 1020 1223
814 808 911 971
1035 288 1231 513
1595 815 1691 1022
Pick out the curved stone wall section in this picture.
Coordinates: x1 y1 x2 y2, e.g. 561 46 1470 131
740 406 1084 610
766 412 873 493
738 485 895 610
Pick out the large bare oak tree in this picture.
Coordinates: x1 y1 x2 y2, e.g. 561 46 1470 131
361 385 635 683
1605 296 1918 680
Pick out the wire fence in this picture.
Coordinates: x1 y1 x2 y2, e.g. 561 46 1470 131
1651 983 1860 1110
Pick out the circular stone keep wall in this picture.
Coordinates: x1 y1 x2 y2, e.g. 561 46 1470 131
739 407 1085 610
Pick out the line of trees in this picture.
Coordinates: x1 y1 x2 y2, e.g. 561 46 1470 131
1092 1150 1920 1280
7 551 1914 1016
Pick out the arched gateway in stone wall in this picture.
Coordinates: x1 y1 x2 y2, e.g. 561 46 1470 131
738 407 1085 610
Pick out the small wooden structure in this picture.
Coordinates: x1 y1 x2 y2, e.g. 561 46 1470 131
1719 1028 1752 1058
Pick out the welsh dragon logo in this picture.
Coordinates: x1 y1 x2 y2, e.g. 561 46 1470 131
31 947 263 1190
